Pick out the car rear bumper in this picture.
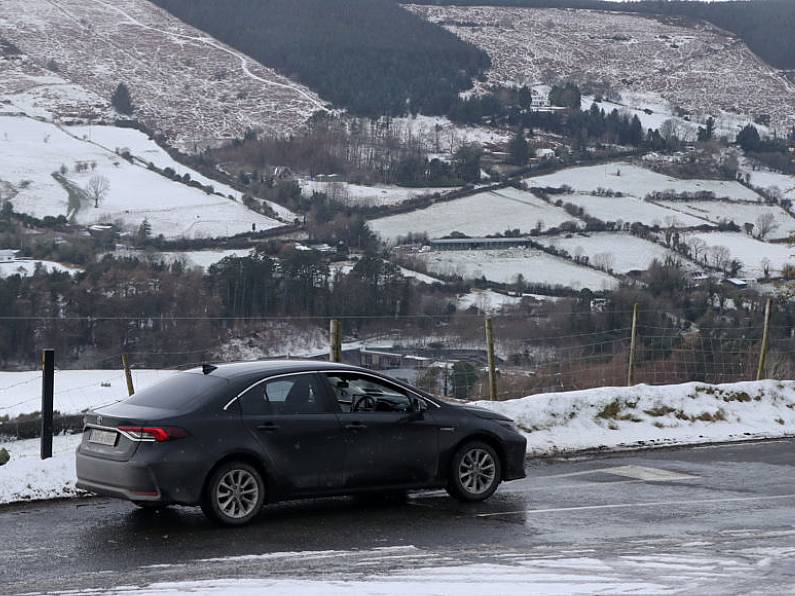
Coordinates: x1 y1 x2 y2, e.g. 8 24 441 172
75 450 162 501
75 445 206 505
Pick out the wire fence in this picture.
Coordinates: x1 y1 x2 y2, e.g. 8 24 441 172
1 306 793 441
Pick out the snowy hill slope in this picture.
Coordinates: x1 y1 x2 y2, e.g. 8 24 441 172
408 5 795 131
0 116 289 238
0 0 324 151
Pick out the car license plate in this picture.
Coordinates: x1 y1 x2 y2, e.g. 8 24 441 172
88 428 117 446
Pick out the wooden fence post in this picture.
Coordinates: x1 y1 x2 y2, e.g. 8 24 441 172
485 317 497 401
329 319 342 363
756 299 773 381
627 303 640 387
122 354 135 396
41 349 54 460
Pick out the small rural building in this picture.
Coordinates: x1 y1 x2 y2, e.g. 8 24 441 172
271 166 295 182
723 278 748 290
430 237 533 251
0 249 19 262
315 173 346 183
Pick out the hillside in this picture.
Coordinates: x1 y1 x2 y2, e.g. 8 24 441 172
150 0 489 117
0 116 290 238
0 0 324 151
407 5 795 131
406 1 795 72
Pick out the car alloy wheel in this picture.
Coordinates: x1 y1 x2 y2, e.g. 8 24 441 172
216 468 260 519
447 441 502 502
202 461 265 525
458 448 496 495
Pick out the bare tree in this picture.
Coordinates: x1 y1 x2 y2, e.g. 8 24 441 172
85 175 110 208
709 245 731 271
755 212 779 240
761 257 771 279
592 252 615 272
687 237 707 262
659 119 692 145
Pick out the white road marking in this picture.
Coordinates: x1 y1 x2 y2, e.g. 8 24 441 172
539 465 697 481
599 465 697 481
476 493 795 517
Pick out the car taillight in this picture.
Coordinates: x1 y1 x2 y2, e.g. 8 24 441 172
117 426 189 442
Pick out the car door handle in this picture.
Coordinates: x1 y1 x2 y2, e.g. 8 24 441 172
345 422 367 431
256 423 280 432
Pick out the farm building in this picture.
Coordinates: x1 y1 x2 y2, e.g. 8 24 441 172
0 249 20 262
429 237 533 251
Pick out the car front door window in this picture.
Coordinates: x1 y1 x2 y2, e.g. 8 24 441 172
327 374 414 413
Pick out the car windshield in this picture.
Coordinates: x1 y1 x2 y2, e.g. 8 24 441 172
123 372 227 409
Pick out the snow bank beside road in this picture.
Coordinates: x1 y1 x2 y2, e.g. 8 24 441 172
0 434 82 504
476 380 795 456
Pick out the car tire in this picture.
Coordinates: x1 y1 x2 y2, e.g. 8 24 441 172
446 441 502 502
201 461 265 526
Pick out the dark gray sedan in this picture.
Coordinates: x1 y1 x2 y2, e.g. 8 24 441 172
76 360 527 525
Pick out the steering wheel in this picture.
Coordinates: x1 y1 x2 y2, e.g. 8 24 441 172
352 394 376 412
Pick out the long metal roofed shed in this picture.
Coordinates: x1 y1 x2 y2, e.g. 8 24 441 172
429 237 533 251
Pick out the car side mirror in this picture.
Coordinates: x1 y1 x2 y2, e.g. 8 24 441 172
410 397 427 415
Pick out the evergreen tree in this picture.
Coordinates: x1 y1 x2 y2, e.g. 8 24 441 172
736 124 761 152
453 144 483 183
628 115 644 146
697 117 716 142
451 362 478 400
111 83 134 115
508 130 530 166
517 86 532 110
135 218 151 246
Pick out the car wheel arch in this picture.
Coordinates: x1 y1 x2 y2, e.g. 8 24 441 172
451 433 506 476
202 452 271 503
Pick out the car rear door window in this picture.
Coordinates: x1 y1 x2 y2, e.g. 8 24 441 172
240 374 334 415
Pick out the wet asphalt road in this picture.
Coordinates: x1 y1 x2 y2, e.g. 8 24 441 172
3 439 795 595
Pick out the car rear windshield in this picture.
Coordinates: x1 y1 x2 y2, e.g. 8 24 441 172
124 372 228 409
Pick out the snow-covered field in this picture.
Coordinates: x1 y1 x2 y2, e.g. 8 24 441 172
369 188 577 241
110 248 255 270
1 116 285 238
476 380 795 456
656 200 795 240
0 0 323 150
67 125 294 221
3 378 795 505
458 289 522 313
420 248 619 290
529 163 760 202
301 180 449 208
0 258 81 278
556 192 708 227
537 233 691 274
555 192 708 227
683 231 794 277
408 5 795 130
740 159 795 200
392 114 513 153
0 369 176 419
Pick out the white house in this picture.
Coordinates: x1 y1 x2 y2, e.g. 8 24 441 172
0 249 19 262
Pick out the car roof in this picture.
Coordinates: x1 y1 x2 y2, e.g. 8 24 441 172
185 359 362 381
